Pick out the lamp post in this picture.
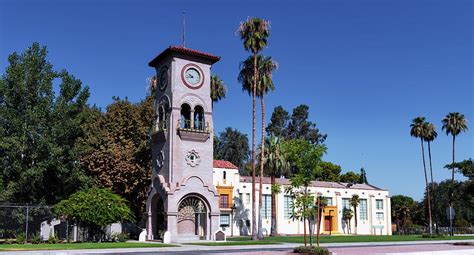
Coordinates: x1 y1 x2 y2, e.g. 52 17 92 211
231 204 237 237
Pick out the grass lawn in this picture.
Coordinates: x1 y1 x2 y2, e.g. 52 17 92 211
0 242 177 251
227 235 474 244
185 240 279 246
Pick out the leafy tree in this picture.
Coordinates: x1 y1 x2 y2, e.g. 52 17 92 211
239 54 277 239
263 136 289 236
318 162 342 182
210 75 226 107
350 194 360 235
442 112 468 229
78 97 154 219
55 188 134 241
237 16 270 241
0 42 90 204
266 105 289 137
339 171 361 183
214 127 250 171
283 139 326 246
391 195 417 234
410 116 433 235
445 159 474 180
359 168 369 184
287 105 327 145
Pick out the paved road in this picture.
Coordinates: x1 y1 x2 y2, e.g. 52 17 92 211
3 240 474 255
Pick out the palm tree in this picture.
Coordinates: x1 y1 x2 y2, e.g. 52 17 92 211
350 194 360 235
410 117 433 235
316 196 328 247
263 136 289 236
210 75 226 108
442 112 468 235
342 208 353 234
239 55 277 239
423 122 438 232
237 17 270 240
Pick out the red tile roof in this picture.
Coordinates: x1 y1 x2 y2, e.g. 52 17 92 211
149 45 220 67
213 160 239 169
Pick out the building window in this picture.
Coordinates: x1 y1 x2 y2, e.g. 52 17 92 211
220 194 229 208
359 199 368 220
245 193 250 207
220 214 230 227
223 171 227 180
376 212 384 221
376 199 383 210
238 193 243 206
342 198 350 210
284 195 294 219
262 194 271 219
325 197 333 206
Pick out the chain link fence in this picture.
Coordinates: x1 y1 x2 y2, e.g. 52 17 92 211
0 203 55 240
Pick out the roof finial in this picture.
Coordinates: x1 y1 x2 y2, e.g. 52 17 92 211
182 10 186 48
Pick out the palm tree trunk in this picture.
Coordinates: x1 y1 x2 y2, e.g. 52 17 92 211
354 206 358 235
420 138 433 236
428 141 438 234
257 96 265 240
450 135 456 236
270 173 277 236
251 52 258 240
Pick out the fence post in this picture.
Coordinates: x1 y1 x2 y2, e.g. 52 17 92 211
25 204 29 240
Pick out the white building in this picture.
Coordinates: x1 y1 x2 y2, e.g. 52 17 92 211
213 160 392 236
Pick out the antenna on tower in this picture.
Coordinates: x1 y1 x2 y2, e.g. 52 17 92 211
361 153 364 169
182 10 186 48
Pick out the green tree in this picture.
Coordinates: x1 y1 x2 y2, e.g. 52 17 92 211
318 162 342 182
445 159 474 180
342 208 353 234
0 43 90 204
78 97 154 219
214 127 250 171
442 113 468 202
410 116 433 235
210 74 226 107
263 136 289 236
350 194 360 235
340 171 361 183
55 188 134 241
283 139 326 246
287 105 327 145
359 168 369 184
238 17 270 240
266 105 289 137
239 54 277 239
391 195 417 234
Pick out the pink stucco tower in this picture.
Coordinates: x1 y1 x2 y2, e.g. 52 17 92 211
146 46 221 242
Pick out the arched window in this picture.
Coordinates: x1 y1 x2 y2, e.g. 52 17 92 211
194 105 205 130
181 103 191 129
156 97 170 131
223 171 227 180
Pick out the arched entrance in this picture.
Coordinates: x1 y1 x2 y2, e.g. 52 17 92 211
177 196 207 238
150 193 165 240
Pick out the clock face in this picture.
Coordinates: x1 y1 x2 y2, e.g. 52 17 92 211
181 64 204 89
159 66 168 91
185 68 201 85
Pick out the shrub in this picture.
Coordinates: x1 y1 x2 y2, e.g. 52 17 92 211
31 233 41 244
422 233 445 238
48 232 59 244
16 233 26 244
111 232 129 242
5 239 13 245
293 245 330 255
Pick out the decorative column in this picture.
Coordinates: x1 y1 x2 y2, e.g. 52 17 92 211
147 212 153 240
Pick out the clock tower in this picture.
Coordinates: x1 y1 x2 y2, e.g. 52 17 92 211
145 46 221 242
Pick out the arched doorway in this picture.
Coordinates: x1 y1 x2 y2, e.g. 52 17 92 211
177 196 207 238
151 194 165 240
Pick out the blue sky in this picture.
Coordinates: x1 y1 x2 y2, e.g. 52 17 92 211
1 0 472 200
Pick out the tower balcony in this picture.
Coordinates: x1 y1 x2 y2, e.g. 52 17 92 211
151 121 167 143
177 120 211 142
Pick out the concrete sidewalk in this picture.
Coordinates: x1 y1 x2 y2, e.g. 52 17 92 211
1 240 473 255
